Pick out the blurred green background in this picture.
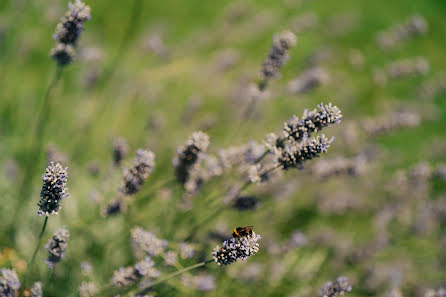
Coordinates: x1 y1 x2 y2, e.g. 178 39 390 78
0 0 445 296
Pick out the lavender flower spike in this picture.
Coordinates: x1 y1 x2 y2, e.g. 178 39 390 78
38 162 69 216
45 226 70 268
0 268 21 297
212 231 261 265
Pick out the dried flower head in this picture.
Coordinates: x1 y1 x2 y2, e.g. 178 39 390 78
120 149 155 195
50 0 91 65
232 196 262 211
178 242 196 259
0 268 21 297
212 231 261 265
261 30 297 87
131 227 167 257
362 110 420 136
194 274 216 292
81 261 93 275
173 131 210 184
45 226 70 268
30 282 43 297
318 276 352 297
102 198 127 217
275 135 333 170
311 155 367 179
184 154 224 195
163 251 178 266
53 0 91 44
424 288 446 297
113 137 129 167
50 43 75 66
38 162 69 216
79 281 98 297
283 103 342 143
288 67 330 94
417 71 446 100
111 257 160 289
376 14 428 50
386 57 429 78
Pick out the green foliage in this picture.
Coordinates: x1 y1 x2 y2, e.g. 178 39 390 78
0 0 445 296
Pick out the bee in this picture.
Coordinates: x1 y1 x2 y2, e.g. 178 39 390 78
232 226 254 238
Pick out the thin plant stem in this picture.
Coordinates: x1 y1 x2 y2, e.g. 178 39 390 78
22 216 49 294
98 0 143 87
129 259 214 296
183 181 252 242
71 0 144 161
184 165 281 241
10 66 63 240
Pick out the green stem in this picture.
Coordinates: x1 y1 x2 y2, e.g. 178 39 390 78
184 181 252 242
22 216 49 294
129 260 214 296
9 66 63 241
184 165 280 242
71 0 144 162
97 0 143 87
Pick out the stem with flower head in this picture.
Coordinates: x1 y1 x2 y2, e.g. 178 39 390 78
126 259 214 296
184 165 281 242
21 216 49 296
10 66 63 239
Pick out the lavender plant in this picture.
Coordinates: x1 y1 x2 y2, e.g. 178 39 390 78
51 0 91 66
318 276 352 297
38 162 69 217
45 226 70 268
0 268 21 297
173 131 210 184
260 30 297 90
212 231 261 265
30 282 43 297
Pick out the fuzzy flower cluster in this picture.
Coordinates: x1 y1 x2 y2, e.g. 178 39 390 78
183 141 266 197
362 110 420 136
111 257 160 289
173 131 210 184
30 282 43 297
275 135 333 170
260 30 297 87
178 242 196 259
318 276 352 297
417 71 446 100
113 137 129 167
281 103 342 143
376 14 428 50
45 226 70 268
0 268 20 297
260 103 342 172
424 288 446 297
38 162 69 216
311 155 367 179
51 0 91 65
120 149 155 195
131 227 167 257
184 155 223 195
212 232 261 265
288 67 330 94
182 273 216 291
78 281 98 297
386 56 429 79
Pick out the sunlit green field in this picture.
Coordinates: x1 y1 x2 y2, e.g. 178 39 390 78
1 0 445 296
